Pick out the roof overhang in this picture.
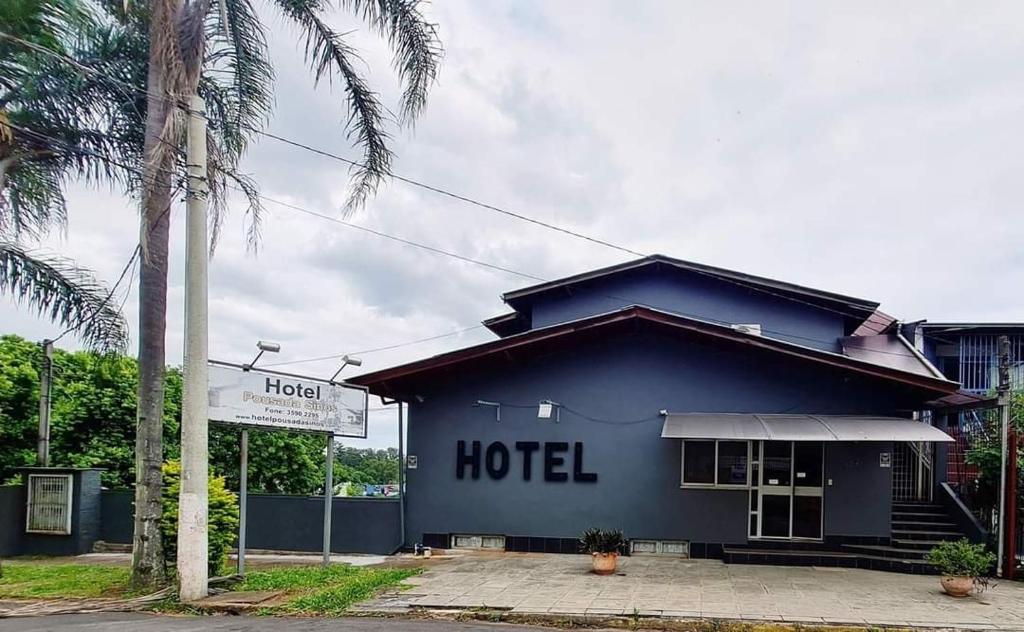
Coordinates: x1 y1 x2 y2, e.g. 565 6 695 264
661 413 953 442
924 391 998 413
350 306 960 400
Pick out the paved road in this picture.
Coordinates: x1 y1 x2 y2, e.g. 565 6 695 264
0 613 548 632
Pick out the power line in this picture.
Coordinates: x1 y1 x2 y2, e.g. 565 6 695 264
51 245 139 345
263 324 488 367
3 28 881 326
254 130 646 259
3 41 933 366
16 116 929 367
242 192 547 283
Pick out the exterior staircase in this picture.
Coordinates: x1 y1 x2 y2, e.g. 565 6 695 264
721 501 970 574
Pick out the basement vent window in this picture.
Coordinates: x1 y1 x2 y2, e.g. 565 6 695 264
731 323 762 336
25 474 73 535
630 539 689 557
451 534 506 550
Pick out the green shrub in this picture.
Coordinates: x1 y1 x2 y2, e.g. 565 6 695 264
579 528 626 554
925 538 996 577
160 460 239 576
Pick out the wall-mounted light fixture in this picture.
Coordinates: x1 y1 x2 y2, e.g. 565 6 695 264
538 399 561 422
329 354 363 383
243 340 281 371
475 400 501 422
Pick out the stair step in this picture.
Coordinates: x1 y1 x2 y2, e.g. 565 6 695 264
892 512 952 522
893 503 943 512
841 544 929 560
892 520 960 531
891 529 963 541
892 538 952 550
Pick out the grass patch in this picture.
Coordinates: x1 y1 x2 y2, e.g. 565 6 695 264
237 565 420 615
0 562 130 599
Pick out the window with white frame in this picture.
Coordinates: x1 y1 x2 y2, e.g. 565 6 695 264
681 440 750 488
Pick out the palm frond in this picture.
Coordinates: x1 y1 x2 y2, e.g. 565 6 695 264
340 0 442 124
204 0 274 157
0 154 67 239
275 0 393 213
0 241 129 352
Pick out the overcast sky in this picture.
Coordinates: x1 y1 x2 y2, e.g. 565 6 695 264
4 1 1023 448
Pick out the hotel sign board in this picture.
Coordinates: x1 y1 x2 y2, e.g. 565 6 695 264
208 362 368 438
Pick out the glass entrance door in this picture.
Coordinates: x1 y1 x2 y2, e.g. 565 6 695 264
750 441 823 540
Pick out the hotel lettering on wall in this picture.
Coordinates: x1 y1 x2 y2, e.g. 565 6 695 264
456 440 598 482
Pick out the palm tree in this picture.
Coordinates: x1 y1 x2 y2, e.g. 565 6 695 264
139 0 441 589
1 0 131 352
3 0 441 588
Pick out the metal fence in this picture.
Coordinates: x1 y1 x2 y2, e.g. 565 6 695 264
958 334 1024 393
946 407 1001 530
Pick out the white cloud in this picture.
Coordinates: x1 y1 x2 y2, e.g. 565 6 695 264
5 0 1024 448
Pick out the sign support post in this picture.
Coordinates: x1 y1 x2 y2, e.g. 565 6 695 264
323 434 334 567
238 429 248 575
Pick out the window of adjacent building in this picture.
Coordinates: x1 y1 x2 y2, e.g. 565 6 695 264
681 440 750 487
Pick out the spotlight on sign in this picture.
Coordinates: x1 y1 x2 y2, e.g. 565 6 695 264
244 340 281 371
538 400 560 422
329 354 364 383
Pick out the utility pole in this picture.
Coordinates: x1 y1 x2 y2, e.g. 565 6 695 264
178 94 210 602
996 335 1010 577
36 339 53 467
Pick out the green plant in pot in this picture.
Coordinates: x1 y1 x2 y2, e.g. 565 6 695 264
580 528 626 575
925 538 996 597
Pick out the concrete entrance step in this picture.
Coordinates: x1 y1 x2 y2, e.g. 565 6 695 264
723 546 938 574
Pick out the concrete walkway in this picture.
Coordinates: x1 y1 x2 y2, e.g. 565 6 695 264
358 551 1024 630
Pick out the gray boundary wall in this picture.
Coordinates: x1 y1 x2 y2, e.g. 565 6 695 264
0 486 22 556
93 491 400 555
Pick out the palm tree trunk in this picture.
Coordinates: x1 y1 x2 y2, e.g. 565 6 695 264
130 0 180 590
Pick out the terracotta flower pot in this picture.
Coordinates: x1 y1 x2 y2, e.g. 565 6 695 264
591 552 619 575
940 576 974 597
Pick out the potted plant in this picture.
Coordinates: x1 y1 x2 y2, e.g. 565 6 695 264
925 538 996 597
580 528 626 575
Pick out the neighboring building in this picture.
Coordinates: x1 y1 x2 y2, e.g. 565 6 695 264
351 255 977 572
915 323 1024 497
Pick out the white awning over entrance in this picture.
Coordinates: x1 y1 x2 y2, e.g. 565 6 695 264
660 413 953 442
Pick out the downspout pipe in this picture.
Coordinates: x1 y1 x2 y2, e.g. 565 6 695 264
381 396 407 554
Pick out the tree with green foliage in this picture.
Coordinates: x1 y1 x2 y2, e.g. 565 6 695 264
160 460 238 576
335 446 399 485
0 334 39 476
0 334 335 492
964 391 1024 529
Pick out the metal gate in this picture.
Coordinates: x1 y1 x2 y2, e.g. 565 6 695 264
892 441 933 502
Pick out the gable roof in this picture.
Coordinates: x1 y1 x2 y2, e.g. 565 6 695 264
350 306 958 400
500 255 880 328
